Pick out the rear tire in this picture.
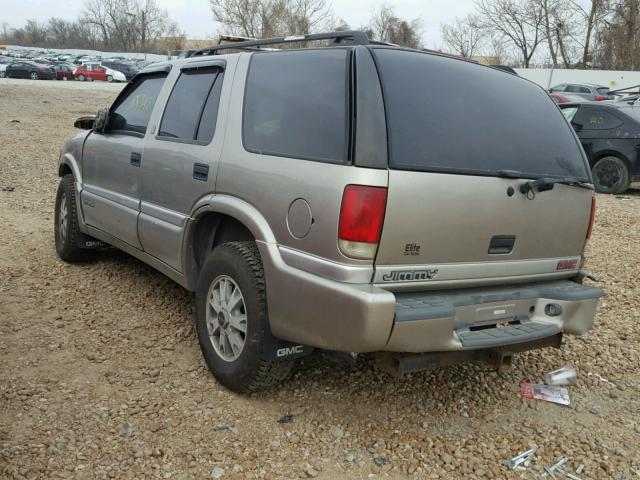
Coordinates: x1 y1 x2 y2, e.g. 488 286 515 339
195 242 295 393
0 71 5 78
77 74 85 81
54 174 94 263
592 156 630 194
30 72 39 80
107 75 113 82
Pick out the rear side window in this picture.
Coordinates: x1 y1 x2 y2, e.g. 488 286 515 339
108 75 166 135
159 66 224 142
574 107 623 130
374 49 589 180
243 49 349 163
597 87 610 95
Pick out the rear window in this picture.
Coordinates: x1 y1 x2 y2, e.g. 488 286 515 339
597 87 610 95
243 49 349 164
374 49 589 180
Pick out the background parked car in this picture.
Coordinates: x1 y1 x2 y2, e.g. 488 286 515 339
51 63 76 80
74 64 125 82
5 61 55 80
101 60 139 80
549 83 613 101
561 102 640 193
549 92 588 104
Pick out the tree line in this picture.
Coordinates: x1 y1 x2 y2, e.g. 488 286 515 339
0 0 185 53
0 0 422 53
440 0 640 70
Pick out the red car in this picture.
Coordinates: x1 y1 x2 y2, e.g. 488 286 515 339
53 64 75 80
549 92 588 104
75 64 111 82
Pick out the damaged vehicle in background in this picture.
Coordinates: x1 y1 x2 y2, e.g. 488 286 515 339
53 31 602 393
561 101 640 194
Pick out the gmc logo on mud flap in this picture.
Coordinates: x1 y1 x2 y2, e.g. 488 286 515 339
382 269 439 282
277 345 304 357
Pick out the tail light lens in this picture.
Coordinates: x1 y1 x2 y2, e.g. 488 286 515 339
594 95 605 101
586 195 596 239
338 185 387 259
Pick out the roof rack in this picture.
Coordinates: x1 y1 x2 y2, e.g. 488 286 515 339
189 31 371 57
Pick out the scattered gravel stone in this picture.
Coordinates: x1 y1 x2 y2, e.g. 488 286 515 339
211 466 224 479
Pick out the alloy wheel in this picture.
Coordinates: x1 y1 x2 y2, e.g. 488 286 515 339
205 275 248 362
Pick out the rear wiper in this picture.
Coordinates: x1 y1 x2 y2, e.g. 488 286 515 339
519 177 594 194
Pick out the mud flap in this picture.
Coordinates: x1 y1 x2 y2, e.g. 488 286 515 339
76 231 107 249
263 323 314 362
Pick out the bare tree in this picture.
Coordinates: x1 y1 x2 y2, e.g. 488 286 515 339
81 0 181 52
476 0 545 67
210 0 331 38
368 4 422 48
441 14 485 57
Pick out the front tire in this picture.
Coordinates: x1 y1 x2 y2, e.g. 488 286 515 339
54 174 93 262
592 156 630 194
77 74 85 81
196 242 295 393
0 71 5 78
107 75 113 82
30 71 39 80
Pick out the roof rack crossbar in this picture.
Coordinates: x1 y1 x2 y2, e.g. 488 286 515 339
189 31 370 57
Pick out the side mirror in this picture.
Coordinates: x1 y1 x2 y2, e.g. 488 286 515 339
93 107 109 132
73 116 95 130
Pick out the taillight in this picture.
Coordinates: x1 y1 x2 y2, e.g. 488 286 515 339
338 185 387 259
594 95 605 101
586 195 596 239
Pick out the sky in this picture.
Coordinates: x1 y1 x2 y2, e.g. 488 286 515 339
1 0 477 49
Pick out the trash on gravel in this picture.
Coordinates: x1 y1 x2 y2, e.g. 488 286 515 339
277 414 294 424
213 423 238 434
542 457 585 479
576 464 585 474
615 196 632 201
521 383 570 406
505 448 536 469
544 366 577 386
1 186 15 192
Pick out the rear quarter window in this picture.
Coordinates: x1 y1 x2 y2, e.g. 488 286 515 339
574 107 624 130
373 48 589 180
242 49 349 164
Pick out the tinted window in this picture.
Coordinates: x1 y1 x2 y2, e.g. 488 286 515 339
107 75 166 134
578 86 591 94
565 85 578 92
597 87 610 95
574 107 623 130
159 67 223 142
243 49 348 163
374 49 589 179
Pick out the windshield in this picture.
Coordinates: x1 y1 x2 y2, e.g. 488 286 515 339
373 48 590 180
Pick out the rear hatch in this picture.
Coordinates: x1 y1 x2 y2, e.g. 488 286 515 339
371 48 593 287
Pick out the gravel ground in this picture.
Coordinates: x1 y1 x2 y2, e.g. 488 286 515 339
1 80 639 480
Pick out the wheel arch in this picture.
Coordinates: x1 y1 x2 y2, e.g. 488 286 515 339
591 150 632 171
182 195 277 291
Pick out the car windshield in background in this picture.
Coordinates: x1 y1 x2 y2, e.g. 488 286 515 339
373 48 590 180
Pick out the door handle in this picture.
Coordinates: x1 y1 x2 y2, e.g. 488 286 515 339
130 152 141 167
193 163 209 181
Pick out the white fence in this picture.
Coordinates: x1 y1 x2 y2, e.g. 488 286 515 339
515 68 640 91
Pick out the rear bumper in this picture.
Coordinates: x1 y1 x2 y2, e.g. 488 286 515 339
258 242 603 353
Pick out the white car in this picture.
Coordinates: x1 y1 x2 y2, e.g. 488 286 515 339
105 67 126 82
